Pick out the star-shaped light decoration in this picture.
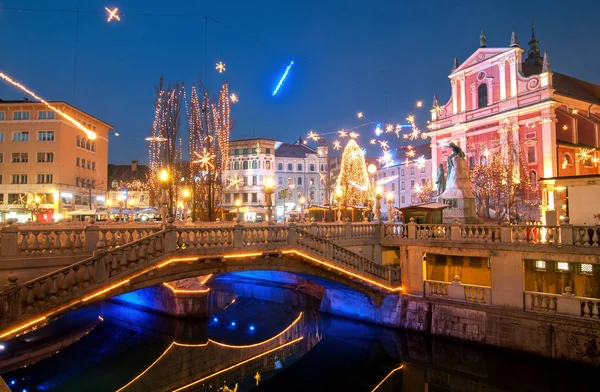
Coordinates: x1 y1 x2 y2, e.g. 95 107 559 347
416 101 423 108
409 127 421 140
105 7 121 22
406 115 415 124
378 140 389 150
576 148 596 164
395 124 402 137
357 112 363 118
349 132 359 139
192 148 216 170
415 156 426 169
402 157 411 166
385 124 393 133
230 93 239 103
369 139 376 145
307 131 319 141
406 149 416 158
333 140 341 150
254 372 261 386
338 129 348 138
216 61 226 73
227 174 243 190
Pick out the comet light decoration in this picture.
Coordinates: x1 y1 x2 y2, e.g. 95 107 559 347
370 139 376 145
105 7 121 22
272 60 294 96
0 71 97 140
576 148 596 164
216 61 226 73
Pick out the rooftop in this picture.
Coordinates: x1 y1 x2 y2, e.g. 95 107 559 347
0 99 114 128
275 137 318 158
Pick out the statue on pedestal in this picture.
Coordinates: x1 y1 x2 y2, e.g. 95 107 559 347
435 164 446 196
446 142 465 181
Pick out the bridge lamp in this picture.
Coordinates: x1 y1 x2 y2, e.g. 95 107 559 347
128 198 135 221
160 169 169 183
264 177 274 223
182 189 191 221
249 325 255 331
367 164 377 174
235 199 242 222
299 196 306 222
374 186 383 222
231 321 236 327
386 192 394 223
159 170 170 225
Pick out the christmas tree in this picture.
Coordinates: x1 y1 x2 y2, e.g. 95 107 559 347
336 139 371 206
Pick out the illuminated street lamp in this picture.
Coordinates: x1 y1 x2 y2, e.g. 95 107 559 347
177 201 184 221
264 177 274 223
182 188 190 221
386 192 394 223
375 186 383 222
128 198 135 221
235 199 242 222
106 199 112 220
117 193 125 221
299 196 306 222
160 169 170 225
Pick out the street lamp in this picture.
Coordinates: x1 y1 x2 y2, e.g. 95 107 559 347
335 187 343 222
182 188 190 222
299 196 306 222
128 198 135 221
375 186 383 222
264 177 274 223
106 199 112 220
160 169 170 225
177 201 184 221
235 199 242 222
386 192 394 223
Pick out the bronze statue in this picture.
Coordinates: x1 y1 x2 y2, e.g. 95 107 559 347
435 164 446 195
446 142 465 179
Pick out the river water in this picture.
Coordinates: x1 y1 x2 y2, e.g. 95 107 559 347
1 276 597 392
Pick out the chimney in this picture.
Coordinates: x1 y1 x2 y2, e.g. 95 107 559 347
131 160 138 172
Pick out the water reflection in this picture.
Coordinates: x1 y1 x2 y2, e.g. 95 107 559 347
1 277 598 391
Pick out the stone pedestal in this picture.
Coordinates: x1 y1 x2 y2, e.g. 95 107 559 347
438 156 481 224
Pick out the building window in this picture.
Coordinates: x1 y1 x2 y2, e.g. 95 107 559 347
87 160 91 169
534 260 546 271
310 164 315 171
82 159 86 168
92 162 96 170
0 112 4 120
12 152 28 163
410 180 415 188
527 146 536 164
234 161 240 170
297 177 302 185
410 167 414 175
242 161 249 170
252 176 257 186
401 196 405 204
580 263 593 275
242 193 248 202
224 193 231 204
11 174 28 184
252 148 257 155
76 135 81 147
478 83 488 108
310 178 314 186
234 149 240 156
288 163 293 171
266 148 271 154
529 170 537 185
243 176 248 186
8 193 25 204
562 153 573 168
37 152 54 162
556 262 570 272
243 148 249 155
401 169 405 176
422 178 426 185
91 142 96 152
266 161 271 169
38 111 55 120
391 183 395 191
421 166 426 173
252 160 258 169
278 163 283 171
13 111 30 120
0 153 3 163
401 182 405 190
297 164 303 171
12 131 30 142
76 157 81 167
252 193 258 203
38 130 55 141
278 177 283 185
37 174 53 184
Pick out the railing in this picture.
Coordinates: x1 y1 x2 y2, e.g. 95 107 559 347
461 225 501 242
383 224 407 239
524 291 600 319
573 226 600 247
175 227 234 250
415 224 449 240
425 279 491 305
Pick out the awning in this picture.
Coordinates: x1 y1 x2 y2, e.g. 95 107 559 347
238 206 267 214
66 209 97 216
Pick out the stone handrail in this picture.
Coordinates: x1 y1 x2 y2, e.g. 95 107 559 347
524 290 600 319
460 225 501 242
573 226 600 247
0 229 167 326
415 224 449 240
425 279 491 305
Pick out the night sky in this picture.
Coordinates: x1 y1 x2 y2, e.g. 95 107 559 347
1 0 599 164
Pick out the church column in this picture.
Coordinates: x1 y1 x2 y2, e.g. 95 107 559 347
459 75 466 112
498 59 507 100
451 79 458 114
541 118 557 178
431 137 438 180
509 56 518 97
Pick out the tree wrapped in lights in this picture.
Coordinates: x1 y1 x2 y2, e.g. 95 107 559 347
468 126 537 222
187 82 231 221
413 180 436 203
148 77 184 214
336 139 371 206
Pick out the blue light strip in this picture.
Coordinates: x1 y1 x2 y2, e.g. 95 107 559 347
272 60 294 96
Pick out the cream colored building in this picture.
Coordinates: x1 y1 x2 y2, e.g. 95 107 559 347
0 99 111 222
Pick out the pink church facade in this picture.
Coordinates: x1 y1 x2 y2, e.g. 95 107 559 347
428 29 600 223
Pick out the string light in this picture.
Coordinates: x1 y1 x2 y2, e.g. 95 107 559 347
337 139 371 206
0 72 97 140
216 61 226 73
104 7 120 22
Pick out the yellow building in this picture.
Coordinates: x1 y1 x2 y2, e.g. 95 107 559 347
0 99 112 222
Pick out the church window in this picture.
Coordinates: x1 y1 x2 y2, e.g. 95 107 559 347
527 146 536 164
478 84 488 108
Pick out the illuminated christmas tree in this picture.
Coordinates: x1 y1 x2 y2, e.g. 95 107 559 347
336 138 371 206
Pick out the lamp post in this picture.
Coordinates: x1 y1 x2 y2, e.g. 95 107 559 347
386 192 394 223
375 186 383 222
128 198 135 222
235 199 242 222
106 199 112 221
177 201 184 221
299 196 306 222
264 177 274 224
117 193 125 222
182 188 190 222
335 187 343 222
160 169 170 225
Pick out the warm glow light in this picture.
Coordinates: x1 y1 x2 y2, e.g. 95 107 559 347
177 202 184 209
106 199 112 207
200 274 213 285
371 365 404 392
367 164 377 174
375 186 383 197
104 7 121 22
0 317 47 339
357 112 364 118
416 101 423 107
128 199 135 207
34 196 40 204
335 187 343 198
182 189 190 198
386 192 394 202
160 170 169 182
563 125 568 130
222 252 263 259
82 280 130 302
162 282 210 294
264 176 274 190
234 199 241 207
0 72 97 140
216 61 226 73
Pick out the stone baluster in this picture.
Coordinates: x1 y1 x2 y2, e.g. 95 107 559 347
592 228 599 247
25 284 35 313
48 274 59 302
60 270 71 296
85 225 99 253
53 231 62 252
64 230 73 253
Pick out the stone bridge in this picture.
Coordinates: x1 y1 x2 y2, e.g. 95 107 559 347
0 223 400 340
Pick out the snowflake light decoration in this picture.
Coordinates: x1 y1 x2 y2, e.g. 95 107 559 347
216 61 226 73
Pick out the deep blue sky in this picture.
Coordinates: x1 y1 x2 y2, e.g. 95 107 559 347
1 0 599 164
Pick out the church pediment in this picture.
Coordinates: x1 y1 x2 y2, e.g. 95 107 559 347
450 48 515 76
